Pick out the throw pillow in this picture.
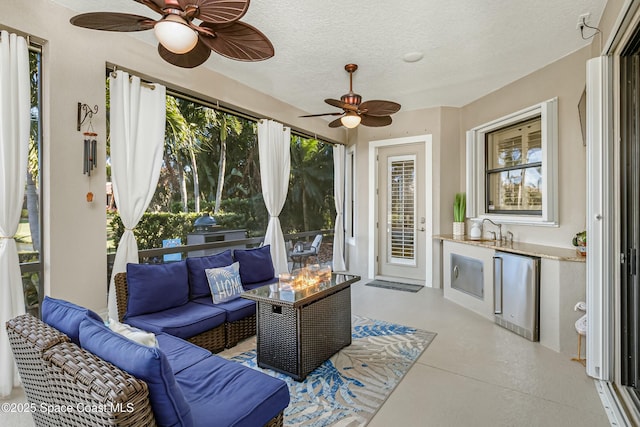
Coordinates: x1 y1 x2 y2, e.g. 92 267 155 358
79 316 194 427
41 296 103 345
109 318 158 347
205 262 244 304
185 250 234 299
233 245 275 285
125 261 189 318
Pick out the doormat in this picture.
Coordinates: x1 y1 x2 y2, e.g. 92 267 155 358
365 280 423 292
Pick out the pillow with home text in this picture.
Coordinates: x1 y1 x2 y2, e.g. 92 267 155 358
205 262 244 304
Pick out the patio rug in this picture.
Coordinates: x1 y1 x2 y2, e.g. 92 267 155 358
221 315 436 426
365 280 423 293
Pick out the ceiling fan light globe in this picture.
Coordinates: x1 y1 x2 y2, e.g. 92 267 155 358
341 112 361 128
154 15 198 54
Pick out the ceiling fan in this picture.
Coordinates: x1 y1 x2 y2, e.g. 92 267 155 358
69 0 274 69
301 64 401 128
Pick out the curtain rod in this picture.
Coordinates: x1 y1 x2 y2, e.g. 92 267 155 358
106 63 342 145
0 27 44 52
110 70 156 90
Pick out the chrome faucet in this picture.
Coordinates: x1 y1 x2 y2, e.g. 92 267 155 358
506 231 514 244
482 218 502 242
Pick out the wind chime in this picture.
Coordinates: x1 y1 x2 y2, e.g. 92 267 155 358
78 102 98 202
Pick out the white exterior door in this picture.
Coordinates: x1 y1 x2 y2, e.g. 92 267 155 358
376 143 427 281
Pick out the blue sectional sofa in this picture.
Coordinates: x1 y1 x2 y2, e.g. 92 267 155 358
5 296 290 427
114 246 278 352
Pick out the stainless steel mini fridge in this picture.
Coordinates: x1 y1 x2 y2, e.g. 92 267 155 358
493 251 540 341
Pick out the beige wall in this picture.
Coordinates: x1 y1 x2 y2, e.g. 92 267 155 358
460 46 591 248
3 0 344 312
348 45 592 279
346 107 460 281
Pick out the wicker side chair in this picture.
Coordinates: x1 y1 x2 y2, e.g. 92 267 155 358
114 272 226 353
6 313 69 427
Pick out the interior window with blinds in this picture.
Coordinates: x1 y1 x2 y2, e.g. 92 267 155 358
388 157 415 263
485 116 542 214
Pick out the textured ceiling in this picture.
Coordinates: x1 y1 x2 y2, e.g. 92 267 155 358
49 0 606 117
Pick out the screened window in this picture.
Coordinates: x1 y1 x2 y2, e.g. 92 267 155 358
466 98 558 225
106 82 335 255
345 145 356 244
19 44 43 317
485 117 542 214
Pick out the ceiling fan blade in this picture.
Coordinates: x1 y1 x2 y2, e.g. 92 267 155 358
158 40 212 68
178 0 250 23
133 0 165 15
300 112 343 118
360 114 393 127
324 98 357 111
358 100 401 117
199 21 274 61
70 12 156 32
329 117 345 128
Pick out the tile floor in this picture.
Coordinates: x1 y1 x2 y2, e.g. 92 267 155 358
352 281 608 427
1 280 609 426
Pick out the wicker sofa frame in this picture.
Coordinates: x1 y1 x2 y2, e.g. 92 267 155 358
6 314 283 427
6 314 156 427
114 272 256 351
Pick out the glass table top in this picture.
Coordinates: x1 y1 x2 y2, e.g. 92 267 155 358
242 273 360 308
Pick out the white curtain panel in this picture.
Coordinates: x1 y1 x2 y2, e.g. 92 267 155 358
257 120 290 275
108 71 166 319
332 144 346 271
0 30 30 397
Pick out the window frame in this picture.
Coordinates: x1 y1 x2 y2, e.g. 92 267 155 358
345 145 356 245
466 98 558 226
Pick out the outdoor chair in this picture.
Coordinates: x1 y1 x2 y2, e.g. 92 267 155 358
290 234 322 271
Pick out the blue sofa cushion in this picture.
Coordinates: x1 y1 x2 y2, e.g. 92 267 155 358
155 333 211 375
175 355 289 427
125 302 226 340
186 250 233 299
126 261 189 317
79 316 194 427
192 297 256 323
242 276 278 291
233 245 275 285
205 262 244 304
41 296 103 345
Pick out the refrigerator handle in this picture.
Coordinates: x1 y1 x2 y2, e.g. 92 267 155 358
493 256 502 314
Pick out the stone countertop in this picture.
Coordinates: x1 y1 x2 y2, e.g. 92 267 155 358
433 234 586 263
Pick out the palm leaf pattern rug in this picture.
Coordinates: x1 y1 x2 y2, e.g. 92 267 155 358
224 315 436 426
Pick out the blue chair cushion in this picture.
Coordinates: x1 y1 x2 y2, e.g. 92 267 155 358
79 316 194 427
155 333 212 375
125 302 226 340
41 296 103 345
233 245 275 285
175 355 289 427
126 261 189 317
186 250 233 299
205 262 244 304
242 277 278 291
192 297 256 323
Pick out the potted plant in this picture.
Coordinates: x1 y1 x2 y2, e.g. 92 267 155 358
453 192 466 238
572 230 586 256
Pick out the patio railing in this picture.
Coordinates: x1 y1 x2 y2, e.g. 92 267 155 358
106 229 334 287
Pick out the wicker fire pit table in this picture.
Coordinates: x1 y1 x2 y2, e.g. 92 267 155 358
242 273 360 381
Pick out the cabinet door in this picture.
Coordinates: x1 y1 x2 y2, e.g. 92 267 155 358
451 253 484 299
